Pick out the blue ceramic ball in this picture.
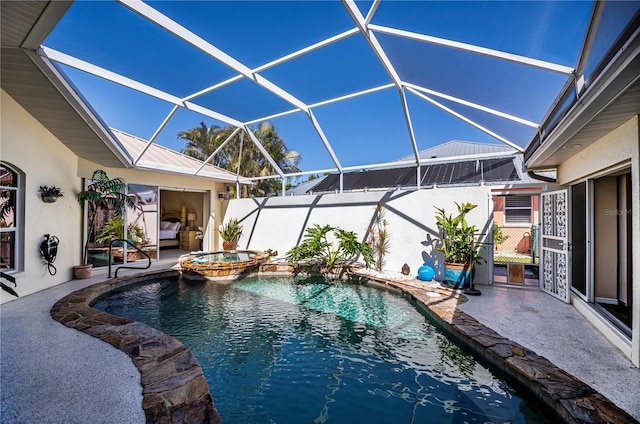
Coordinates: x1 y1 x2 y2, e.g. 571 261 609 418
417 265 435 281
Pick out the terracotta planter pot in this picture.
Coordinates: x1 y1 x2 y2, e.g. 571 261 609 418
73 264 93 279
222 241 237 250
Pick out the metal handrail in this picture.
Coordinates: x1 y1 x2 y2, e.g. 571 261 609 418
108 239 151 278
0 271 18 297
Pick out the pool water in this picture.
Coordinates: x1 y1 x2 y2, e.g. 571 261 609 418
93 276 555 424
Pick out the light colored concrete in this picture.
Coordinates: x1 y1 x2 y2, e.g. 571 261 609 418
0 263 179 423
457 284 640 421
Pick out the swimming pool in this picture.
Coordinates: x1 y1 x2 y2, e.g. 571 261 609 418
93 275 555 423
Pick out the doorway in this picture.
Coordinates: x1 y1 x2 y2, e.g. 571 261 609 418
492 193 540 286
593 171 633 333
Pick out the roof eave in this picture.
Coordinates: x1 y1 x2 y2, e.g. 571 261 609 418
1 0 134 169
524 24 640 170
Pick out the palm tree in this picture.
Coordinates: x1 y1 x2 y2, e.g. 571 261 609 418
178 122 236 168
179 121 301 197
76 170 137 265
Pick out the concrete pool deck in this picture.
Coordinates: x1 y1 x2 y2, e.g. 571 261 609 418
1 265 639 423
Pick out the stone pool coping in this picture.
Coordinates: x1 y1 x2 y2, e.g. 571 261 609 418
51 268 636 424
50 269 221 424
360 275 637 424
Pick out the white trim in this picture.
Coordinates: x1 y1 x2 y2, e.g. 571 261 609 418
571 293 632 357
595 297 618 305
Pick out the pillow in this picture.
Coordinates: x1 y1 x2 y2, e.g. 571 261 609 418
168 222 181 231
160 221 172 230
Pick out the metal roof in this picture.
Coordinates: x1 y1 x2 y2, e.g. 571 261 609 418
111 129 242 182
394 140 515 162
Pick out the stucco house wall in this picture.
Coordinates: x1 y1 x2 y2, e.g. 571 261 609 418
0 89 226 303
1 89 83 298
223 186 493 283
556 115 640 366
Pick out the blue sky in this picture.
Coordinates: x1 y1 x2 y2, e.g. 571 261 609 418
44 0 595 175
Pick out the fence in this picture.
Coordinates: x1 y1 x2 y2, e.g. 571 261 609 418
493 225 538 264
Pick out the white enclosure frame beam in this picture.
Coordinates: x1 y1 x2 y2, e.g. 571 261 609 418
342 0 421 164
134 105 179 164
307 110 343 172
41 47 244 127
310 83 395 109
194 127 242 174
574 1 606 89
184 28 359 103
370 24 575 75
404 82 539 128
406 87 524 152
119 0 310 113
243 125 285 177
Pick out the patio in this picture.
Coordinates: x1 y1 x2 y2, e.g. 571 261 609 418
1 263 638 423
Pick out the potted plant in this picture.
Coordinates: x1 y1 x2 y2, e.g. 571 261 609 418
75 170 136 278
38 185 64 203
95 216 149 245
218 218 243 250
434 202 485 290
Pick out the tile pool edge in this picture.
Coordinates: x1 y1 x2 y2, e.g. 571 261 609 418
50 269 221 424
362 275 636 424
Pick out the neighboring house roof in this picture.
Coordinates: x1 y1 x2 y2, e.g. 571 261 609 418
111 129 242 182
394 140 516 163
285 177 327 196
289 140 544 195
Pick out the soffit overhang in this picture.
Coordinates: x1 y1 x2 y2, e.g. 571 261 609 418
1 1 133 169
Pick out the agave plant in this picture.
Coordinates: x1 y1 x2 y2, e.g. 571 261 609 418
367 204 391 272
218 218 243 249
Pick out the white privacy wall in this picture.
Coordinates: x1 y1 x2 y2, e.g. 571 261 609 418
223 186 493 284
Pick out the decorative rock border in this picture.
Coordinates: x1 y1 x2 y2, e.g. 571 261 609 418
358 274 637 424
51 268 636 424
50 270 220 424
180 250 270 278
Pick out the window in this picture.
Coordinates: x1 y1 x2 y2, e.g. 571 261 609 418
0 163 21 272
505 195 532 224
